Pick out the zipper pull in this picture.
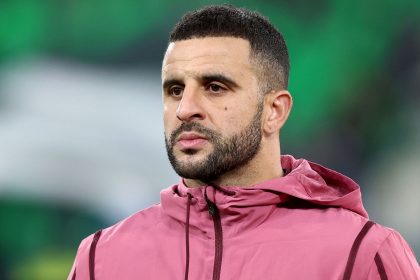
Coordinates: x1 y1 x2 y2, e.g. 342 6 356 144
207 200 217 216
205 194 217 216
204 184 219 217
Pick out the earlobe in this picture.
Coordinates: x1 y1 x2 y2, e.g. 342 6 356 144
263 90 292 134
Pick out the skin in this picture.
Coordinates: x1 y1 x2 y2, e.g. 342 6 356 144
162 37 292 188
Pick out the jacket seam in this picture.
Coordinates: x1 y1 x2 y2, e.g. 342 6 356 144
343 220 375 280
89 230 103 280
365 229 394 279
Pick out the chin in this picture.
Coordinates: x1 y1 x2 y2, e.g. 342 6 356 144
176 152 208 165
177 153 204 163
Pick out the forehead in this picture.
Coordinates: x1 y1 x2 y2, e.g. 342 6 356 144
162 37 254 78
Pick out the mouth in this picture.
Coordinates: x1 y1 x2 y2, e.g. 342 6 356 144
176 132 208 150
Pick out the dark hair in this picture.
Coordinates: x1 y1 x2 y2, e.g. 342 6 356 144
169 4 290 91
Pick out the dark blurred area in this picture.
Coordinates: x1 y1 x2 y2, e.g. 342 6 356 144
0 0 419 278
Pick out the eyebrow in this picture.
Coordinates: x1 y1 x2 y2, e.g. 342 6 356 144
162 78 183 90
162 73 240 90
200 74 240 89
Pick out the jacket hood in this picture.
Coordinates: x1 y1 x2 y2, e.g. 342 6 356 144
274 155 368 218
161 155 368 231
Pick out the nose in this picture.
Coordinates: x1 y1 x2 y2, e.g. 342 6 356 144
176 88 206 122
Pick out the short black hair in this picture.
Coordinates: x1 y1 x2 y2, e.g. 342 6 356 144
169 4 290 91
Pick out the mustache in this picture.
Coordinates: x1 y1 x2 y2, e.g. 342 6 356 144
169 122 219 145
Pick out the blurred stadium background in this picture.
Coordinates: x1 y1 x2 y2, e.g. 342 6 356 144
0 0 419 279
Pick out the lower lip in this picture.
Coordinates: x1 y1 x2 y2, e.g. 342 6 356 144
177 138 207 149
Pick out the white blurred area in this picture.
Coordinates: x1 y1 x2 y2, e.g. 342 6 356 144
0 58 178 222
364 147 420 250
362 104 420 254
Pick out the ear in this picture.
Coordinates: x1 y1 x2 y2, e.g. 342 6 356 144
263 90 293 135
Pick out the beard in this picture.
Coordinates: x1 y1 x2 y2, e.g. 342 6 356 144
165 101 263 183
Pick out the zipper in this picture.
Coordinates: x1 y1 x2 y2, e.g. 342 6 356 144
207 197 223 280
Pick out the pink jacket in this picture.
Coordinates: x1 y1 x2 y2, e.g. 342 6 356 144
68 155 419 279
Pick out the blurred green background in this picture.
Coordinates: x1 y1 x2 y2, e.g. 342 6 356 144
0 0 419 279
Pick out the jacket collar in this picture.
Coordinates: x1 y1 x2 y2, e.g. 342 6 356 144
160 155 368 237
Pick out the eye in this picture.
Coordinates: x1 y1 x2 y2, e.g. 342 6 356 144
169 86 184 97
207 83 226 94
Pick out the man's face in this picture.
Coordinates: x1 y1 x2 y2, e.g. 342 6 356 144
162 37 264 183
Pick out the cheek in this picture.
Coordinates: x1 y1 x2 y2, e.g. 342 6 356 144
163 100 174 119
226 107 256 130
163 119 174 137
163 111 172 134
220 112 247 133
163 105 180 137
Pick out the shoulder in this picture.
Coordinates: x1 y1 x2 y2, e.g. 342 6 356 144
75 203 163 259
352 222 420 279
102 203 163 237
276 200 371 236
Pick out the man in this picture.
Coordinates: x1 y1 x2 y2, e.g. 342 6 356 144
68 5 419 280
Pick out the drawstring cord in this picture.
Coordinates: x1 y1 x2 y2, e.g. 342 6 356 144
184 184 234 280
203 184 235 280
185 193 192 280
